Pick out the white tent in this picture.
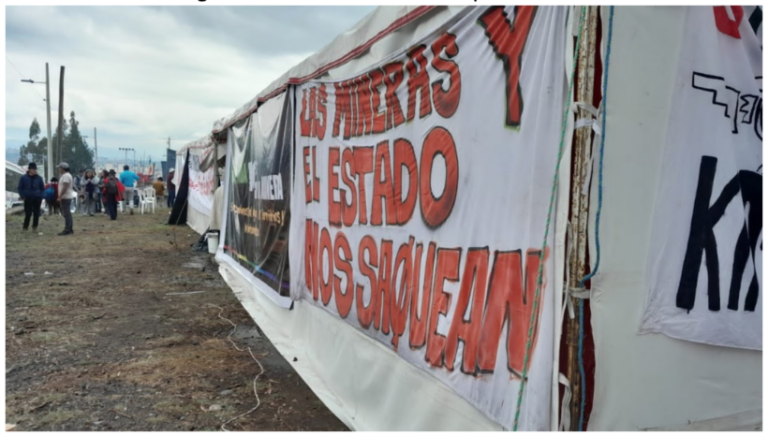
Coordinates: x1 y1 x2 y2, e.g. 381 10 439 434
587 6 762 430
207 5 762 431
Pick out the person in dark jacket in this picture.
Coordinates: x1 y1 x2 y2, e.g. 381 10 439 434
98 170 109 215
17 162 45 231
102 169 125 220
167 168 176 208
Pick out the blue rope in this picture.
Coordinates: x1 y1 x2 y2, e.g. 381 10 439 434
577 5 614 432
577 299 587 431
579 5 614 290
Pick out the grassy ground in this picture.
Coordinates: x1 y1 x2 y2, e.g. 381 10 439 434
5 207 347 431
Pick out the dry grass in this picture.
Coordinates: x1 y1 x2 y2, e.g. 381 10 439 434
5 211 346 431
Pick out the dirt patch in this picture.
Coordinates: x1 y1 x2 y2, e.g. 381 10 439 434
5 209 347 431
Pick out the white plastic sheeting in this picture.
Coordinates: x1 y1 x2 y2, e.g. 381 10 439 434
217 260 502 431
587 6 762 430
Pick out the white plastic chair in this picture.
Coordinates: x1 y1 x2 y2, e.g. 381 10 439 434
141 187 156 214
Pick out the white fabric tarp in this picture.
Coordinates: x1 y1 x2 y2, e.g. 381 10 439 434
640 6 762 350
217 260 501 431
212 4 559 431
186 206 209 236
177 136 216 235
289 6 567 429
588 6 762 430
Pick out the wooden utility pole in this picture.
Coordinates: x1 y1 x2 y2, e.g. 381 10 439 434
566 6 598 431
56 66 65 165
45 63 53 182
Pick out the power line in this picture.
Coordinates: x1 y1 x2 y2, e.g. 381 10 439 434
6 56 47 104
6 56 27 79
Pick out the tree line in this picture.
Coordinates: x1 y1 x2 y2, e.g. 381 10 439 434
17 111 94 174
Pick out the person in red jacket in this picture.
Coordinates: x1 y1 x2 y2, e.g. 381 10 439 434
102 169 125 220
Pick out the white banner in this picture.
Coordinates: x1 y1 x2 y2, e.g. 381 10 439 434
185 140 216 216
290 6 565 430
642 6 762 350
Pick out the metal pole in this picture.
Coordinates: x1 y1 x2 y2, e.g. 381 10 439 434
94 127 98 170
45 63 53 181
214 136 220 190
57 66 65 165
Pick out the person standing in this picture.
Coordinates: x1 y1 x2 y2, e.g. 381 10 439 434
17 162 45 232
119 165 140 215
43 177 60 218
98 170 109 215
94 170 103 214
74 169 85 214
102 169 124 220
57 162 76 235
167 168 176 208
81 169 100 217
152 177 165 208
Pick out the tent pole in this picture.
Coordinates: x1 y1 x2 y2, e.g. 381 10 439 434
566 5 598 431
213 135 220 189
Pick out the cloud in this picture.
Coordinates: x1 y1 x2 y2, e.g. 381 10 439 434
5 5 375 162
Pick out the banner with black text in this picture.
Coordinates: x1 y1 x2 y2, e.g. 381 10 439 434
641 6 762 350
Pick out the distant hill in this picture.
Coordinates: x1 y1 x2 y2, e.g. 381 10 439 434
5 147 21 164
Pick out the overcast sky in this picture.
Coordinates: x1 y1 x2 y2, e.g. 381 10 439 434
5 5 375 164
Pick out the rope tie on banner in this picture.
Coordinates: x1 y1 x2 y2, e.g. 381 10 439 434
576 6 615 433
578 5 614 290
512 6 587 431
